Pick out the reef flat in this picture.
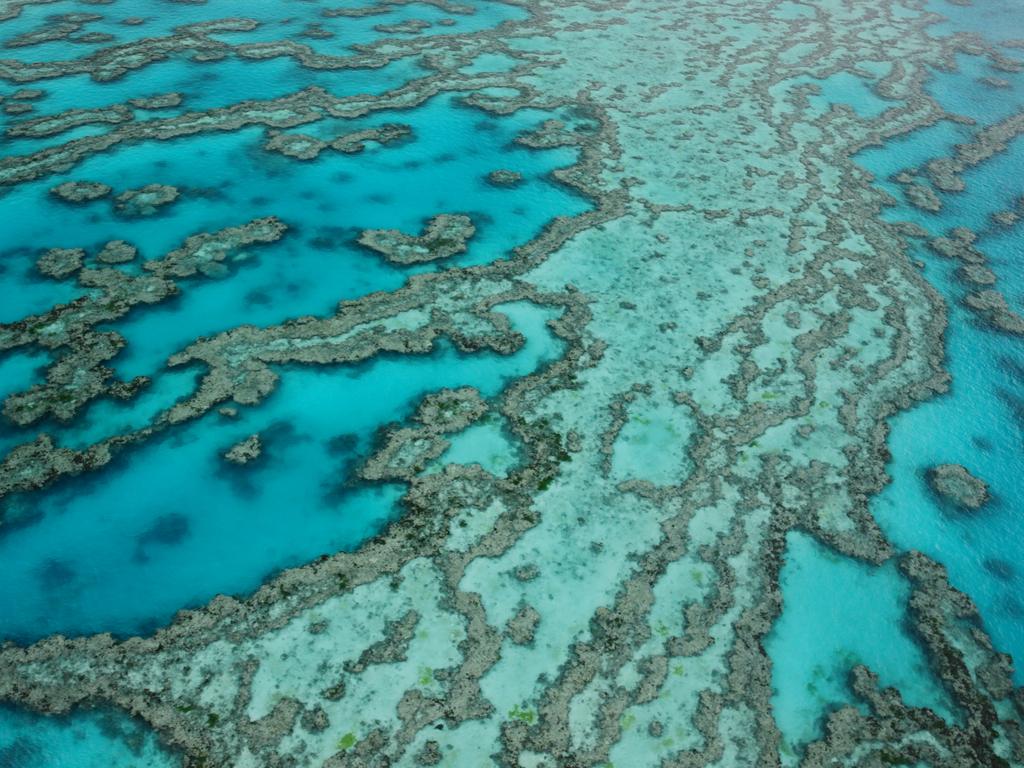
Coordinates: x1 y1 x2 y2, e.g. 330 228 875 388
1 0 1024 766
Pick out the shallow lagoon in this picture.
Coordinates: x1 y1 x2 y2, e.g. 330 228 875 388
767 534 956 758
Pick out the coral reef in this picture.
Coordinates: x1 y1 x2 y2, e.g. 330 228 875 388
49 180 111 203
928 463 991 510
0 0 1022 766
486 168 523 187
357 213 476 265
225 434 263 465
114 183 180 217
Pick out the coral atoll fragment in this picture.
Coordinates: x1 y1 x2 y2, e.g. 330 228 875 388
927 463 990 510
486 168 523 187
49 180 112 203
114 183 180 217
36 247 85 279
357 213 475 265
224 434 262 465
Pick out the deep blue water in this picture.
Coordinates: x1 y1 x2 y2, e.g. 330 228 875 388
0 705 180 767
0 6 587 637
856 0 1024 685
0 302 564 641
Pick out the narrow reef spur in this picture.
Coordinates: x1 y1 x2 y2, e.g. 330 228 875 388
1 0 1023 766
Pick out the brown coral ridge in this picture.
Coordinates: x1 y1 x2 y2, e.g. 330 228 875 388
964 290 1024 335
2 12 103 49
0 79 496 186
0 433 122 500
0 18 551 188
0 17 259 85
330 122 411 154
357 213 476 265
157 275 533 426
36 247 84 279
927 463 991 510
0 1 522 96
128 92 183 110
224 434 263 465
96 239 138 264
49 179 111 203
262 123 411 160
6 103 134 139
486 168 523 187
923 228 1024 333
114 183 180 217
358 387 488 481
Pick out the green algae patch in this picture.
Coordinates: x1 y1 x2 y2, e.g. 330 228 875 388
507 705 536 725
336 732 357 751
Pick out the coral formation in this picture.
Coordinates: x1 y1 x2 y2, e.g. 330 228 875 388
225 434 263 465
357 213 476 265
928 463 991 510
114 183 180 217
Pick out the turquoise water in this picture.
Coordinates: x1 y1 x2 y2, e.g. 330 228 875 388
927 0 1024 44
0 705 181 768
5 0 1024 762
0 301 563 641
863 5 1024 685
0 0 578 752
0 129 579 634
769 0 1024 755
767 534 956 757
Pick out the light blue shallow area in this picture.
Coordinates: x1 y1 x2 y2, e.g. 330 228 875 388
0 705 180 768
767 534 956 759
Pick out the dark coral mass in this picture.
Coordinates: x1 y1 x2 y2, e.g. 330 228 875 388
1 0 1024 765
